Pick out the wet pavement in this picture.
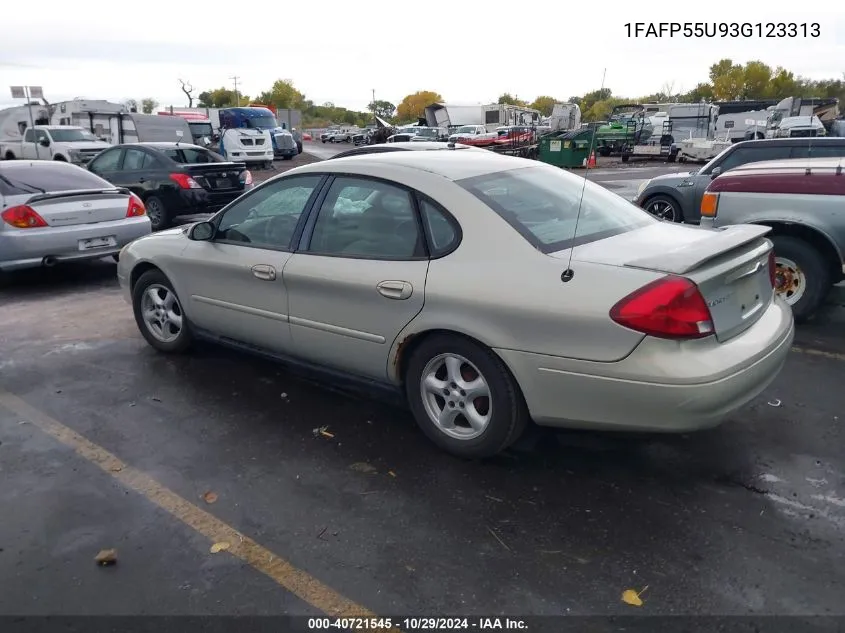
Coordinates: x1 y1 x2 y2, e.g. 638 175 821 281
1 260 844 622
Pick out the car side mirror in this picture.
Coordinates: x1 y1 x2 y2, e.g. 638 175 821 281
710 167 722 179
39 138 50 147
190 221 215 241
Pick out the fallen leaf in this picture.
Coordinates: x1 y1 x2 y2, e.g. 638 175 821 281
202 491 218 504
350 462 377 474
622 586 648 607
109 465 123 473
388 470 396 478
320 429 335 438
209 542 230 554
94 549 117 566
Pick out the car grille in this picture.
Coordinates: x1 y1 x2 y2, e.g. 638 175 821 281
274 134 295 149
241 138 254 146
789 129 818 137
255 138 265 146
247 151 265 156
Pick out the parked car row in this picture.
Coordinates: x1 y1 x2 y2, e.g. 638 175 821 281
635 137 845 321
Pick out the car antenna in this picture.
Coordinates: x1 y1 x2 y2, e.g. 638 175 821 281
561 67 606 284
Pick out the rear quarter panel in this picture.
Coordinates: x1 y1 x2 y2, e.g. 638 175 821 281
712 191 845 263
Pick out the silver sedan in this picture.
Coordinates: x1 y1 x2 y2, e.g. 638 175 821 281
117 151 794 458
1 160 151 272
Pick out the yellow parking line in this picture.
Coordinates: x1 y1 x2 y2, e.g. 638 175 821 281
791 346 845 362
0 389 376 618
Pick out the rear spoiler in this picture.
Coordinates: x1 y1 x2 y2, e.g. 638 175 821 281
625 224 772 275
27 187 130 204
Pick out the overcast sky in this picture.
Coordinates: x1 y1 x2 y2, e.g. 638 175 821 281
1 2 843 113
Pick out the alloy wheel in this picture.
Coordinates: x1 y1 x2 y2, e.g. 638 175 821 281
141 284 184 343
420 353 492 440
646 199 677 222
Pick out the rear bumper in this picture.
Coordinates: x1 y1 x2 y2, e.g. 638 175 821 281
0 217 151 271
497 298 795 432
274 148 297 158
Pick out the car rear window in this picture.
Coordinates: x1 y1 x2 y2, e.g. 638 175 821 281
163 148 223 164
0 163 112 195
457 165 655 253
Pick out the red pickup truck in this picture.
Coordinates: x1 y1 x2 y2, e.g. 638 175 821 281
700 157 845 321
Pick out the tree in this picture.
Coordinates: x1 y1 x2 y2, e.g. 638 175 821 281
141 98 159 114
124 99 138 113
178 79 194 107
396 90 442 122
256 79 305 110
497 93 527 106
197 88 248 108
682 83 714 102
742 61 773 99
529 96 557 116
709 59 734 83
368 100 396 119
712 65 746 100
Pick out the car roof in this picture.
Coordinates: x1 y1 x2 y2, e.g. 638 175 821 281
329 141 479 159
733 137 845 148
305 147 528 180
0 159 80 172
725 156 844 174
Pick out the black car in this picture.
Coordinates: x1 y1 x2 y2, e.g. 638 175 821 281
87 142 252 231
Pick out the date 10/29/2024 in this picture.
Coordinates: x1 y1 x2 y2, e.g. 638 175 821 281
624 22 821 38
307 617 528 631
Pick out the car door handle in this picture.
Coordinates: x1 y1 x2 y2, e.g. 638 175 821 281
377 280 412 300
251 264 277 281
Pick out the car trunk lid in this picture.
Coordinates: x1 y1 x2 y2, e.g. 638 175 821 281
24 189 131 226
570 223 775 342
181 162 247 193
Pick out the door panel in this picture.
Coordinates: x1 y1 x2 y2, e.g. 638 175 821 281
284 255 428 380
285 175 430 381
175 241 293 351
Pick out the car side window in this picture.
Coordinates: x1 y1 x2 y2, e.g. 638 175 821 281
23 129 34 143
122 148 153 170
216 175 322 250
306 177 422 260
419 197 459 257
794 145 845 159
89 149 122 173
35 129 49 144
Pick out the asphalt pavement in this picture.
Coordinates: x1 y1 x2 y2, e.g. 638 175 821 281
1 146 845 626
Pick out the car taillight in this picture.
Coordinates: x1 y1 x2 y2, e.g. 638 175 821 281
241 170 253 185
768 250 776 288
610 276 715 339
169 173 202 189
1 204 48 229
127 193 146 217
700 191 719 218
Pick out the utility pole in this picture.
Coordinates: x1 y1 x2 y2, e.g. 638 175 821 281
230 76 241 106
371 88 376 126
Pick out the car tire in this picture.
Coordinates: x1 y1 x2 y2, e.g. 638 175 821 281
132 269 193 354
405 334 529 459
144 195 169 231
643 194 683 223
770 235 831 323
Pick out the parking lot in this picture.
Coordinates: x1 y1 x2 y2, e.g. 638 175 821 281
2 145 845 623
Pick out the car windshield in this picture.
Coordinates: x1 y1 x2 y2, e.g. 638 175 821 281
189 123 213 136
458 165 655 253
456 126 478 133
699 144 736 174
49 129 97 142
415 128 438 137
246 116 278 129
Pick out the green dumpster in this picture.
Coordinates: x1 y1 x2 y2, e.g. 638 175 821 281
538 128 595 168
